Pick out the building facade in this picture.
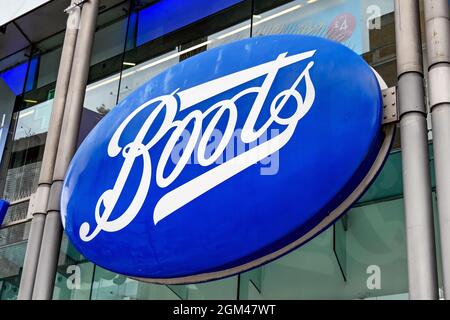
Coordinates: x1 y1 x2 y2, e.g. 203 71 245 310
0 0 448 300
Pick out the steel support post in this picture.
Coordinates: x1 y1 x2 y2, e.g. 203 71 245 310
17 0 80 300
31 0 99 300
395 0 439 300
424 0 450 299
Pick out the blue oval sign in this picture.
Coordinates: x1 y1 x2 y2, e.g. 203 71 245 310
61 35 386 283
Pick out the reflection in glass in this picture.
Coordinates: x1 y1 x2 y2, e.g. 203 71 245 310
1 135 45 202
258 198 407 299
253 0 394 55
0 223 29 300
1 105 49 202
14 101 52 140
90 267 179 300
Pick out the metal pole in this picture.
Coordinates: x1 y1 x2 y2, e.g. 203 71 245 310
424 0 450 299
395 0 439 300
32 0 99 300
17 0 80 300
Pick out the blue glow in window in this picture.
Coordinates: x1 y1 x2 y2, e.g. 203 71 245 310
126 13 138 50
0 62 28 95
137 0 243 46
0 57 39 96
25 57 39 92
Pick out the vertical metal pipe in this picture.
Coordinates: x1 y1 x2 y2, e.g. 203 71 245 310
395 0 439 300
17 0 80 300
424 0 450 299
115 0 133 105
32 0 99 300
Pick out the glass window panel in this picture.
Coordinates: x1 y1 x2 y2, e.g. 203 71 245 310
207 19 251 49
358 143 436 204
333 217 348 281
253 0 365 53
183 277 238 300
239 269 262 300
0 221 30 247
116 1 251 102
0 62 28 96
0 55 39 98
1 200 29 225
258 198 407 299
0 222 30 300
358 150 403 203
22 34 64 107
90 267 179 300
136 0 243 46
0 77 16 165
125 12 138 51
2 135 45 201
37 48 62 88
24 57 39 93
1 101 51 201
53 262 95 300
0 49 30 78
253 0 394 55
258 227 343 299
83 75 121 115
14 100 52 140
117 48 184 103
91 18 130 66
0 241 26 300
52 234 94 300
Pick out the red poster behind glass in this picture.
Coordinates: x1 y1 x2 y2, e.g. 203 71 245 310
327 13 356 42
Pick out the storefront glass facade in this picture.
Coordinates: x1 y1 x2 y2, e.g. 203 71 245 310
0 0 446 299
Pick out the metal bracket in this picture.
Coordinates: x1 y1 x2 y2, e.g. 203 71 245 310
64 0 89 13
382 86 399 125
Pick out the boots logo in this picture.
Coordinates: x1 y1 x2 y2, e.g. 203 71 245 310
61 35 389 283
79 50 316 242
